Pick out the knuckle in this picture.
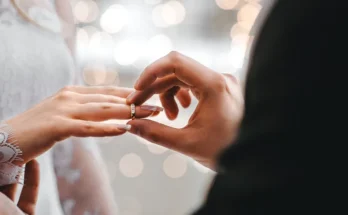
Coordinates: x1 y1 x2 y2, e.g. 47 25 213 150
56 91 74 101
168 51 182 67
61 85 74 92
104 86 115 94
82 122 93 132
105 86 119 95
212 73 228 93
106 95 116 103
100 103 112 110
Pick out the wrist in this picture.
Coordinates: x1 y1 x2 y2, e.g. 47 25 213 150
0 122 25 185
0 122 23 164
5 116 56 165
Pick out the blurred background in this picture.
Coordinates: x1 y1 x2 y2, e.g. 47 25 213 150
73 0 262 214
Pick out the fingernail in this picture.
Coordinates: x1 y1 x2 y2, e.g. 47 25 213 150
115 124 132 131
140 105 164 112
151 111 160 117
126 124 139 135
127 92 136 100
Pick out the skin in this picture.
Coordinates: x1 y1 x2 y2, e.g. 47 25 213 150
5 86 161 165
127 51 244 170
1 1 162 214
52 1 161 214
1 86 161 214
1 1 163 214
0 160 40 215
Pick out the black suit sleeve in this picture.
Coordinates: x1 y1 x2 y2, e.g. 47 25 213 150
193 0 346 214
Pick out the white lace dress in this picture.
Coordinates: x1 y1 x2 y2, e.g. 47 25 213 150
0 0 112 214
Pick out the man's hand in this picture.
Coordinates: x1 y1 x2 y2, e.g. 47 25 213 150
127 52 244 170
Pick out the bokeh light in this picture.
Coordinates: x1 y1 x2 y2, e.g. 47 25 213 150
243 0 261 3
81 25 99 35
73 0 89 22
73 0 99 23
114 38 145 66
229 44 247 68
237 2 261 31
230 22 249 38
76 28 89 45
146 34 173 62
161 3 177 25
144 0 162 5
231 33 249 46
119 153 144 178
100 4 129 34
164 1 186 25
82 62 119 86
152 1 186 27
82 63 107 85
89 31 113 47
163 154 188 178
70 0 269 214
215 0 239 10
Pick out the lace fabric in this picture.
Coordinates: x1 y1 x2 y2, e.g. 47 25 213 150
0 123 24 186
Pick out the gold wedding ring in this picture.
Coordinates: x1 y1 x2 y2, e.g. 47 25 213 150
130 104 136 120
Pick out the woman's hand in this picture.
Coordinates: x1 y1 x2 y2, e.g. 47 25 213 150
5 86 162 165
0 160 40 215
127 52 244 170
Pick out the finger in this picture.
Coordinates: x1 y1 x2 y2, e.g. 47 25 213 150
0 184 18 201
62 86 134 98
127 74 188 105
73 103 162 121
76 94 126 104
160 86 180 120
17 160 40 215
176 88 191 108
70 120 130 137
134 51 217 91
127 119 188 151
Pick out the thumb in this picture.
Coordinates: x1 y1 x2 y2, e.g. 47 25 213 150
18 159 40 215
127 119 187 152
